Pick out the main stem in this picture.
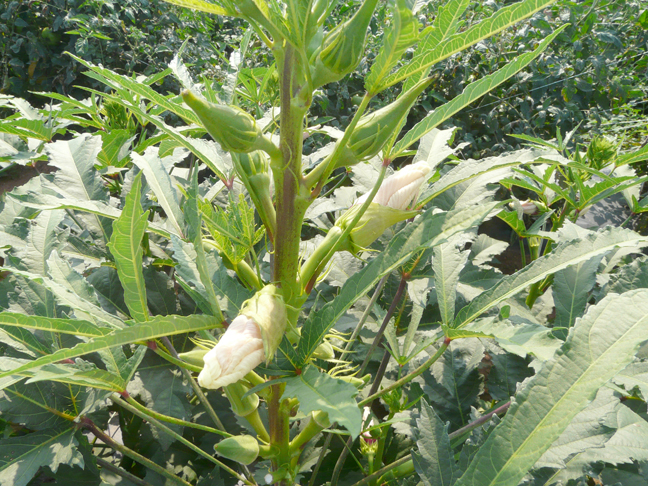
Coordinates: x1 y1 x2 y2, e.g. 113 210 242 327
273 44 310 306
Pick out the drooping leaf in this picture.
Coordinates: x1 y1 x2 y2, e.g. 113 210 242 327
44 134 112 242
0 312 110 337
297 202 500 365
433 234 473 325
454 227 648 328
552 254 604 334
282 366 362 438
0 314 221 384
108 172 150 322
413 399 460 486
454 289 648 486
393 26 567 155
0 426 83 486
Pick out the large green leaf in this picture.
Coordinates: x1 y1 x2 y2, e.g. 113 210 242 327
13 209 65 276
0 427 83 486
296 202 500 365
365 0 419 93
131 148 185 238
400 0 470 92
0 312 110 337
108 172 150 322
393 26 567 156
1 267 125 329
0 314 221 384
454 227 648 328
418 339 484 431
384 0 559 89
552 255 603 333
44 134 112 243
8 191 172 239
434 234 472 325
282 366 362 438
413 399 460 486
454 289 648 486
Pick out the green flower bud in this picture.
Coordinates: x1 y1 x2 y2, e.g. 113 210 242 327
348 77 434 160
240 285 287 363
214 435 259 465
177 348 208 368
311 0 379 87
182 90 269 154
312 341 335 360
232 151 276 239
224 382 260 417
586 136 617 170
337 202 417 253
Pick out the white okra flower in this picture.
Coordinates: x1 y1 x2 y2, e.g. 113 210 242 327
198 315 265 390
198 285 287 390
355 161 431 210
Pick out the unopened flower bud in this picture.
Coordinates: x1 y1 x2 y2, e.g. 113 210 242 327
198 315 265 389
224 381 260 417
356 161 431 210
336 374 370 389
214 435 259 465
182 90 270 154
361 407 377 444
347 77 433 160
336 161 430 252
177 348 208 368
509 198 541 217
312 341 335 360
311 0 379 87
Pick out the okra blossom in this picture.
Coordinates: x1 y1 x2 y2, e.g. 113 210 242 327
197 315 265 390
355 161 432 210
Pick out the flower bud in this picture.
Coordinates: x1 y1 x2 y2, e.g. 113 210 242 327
347 77 433 160
232 151 276 239
197 315 265 389
337 161 430 252
214 435 259 465
311 0 379 87
177 348 208 368
356 161 431 210
312 341 335 360
224 382 260 417
181 90 266 153
239 285 287 364
509 199 539 217
336 374 370 389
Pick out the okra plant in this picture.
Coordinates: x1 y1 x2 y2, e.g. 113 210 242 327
2 0 648 485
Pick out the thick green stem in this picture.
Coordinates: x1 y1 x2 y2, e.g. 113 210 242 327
273 44 310 308
245 408 271 443
268 384 292 484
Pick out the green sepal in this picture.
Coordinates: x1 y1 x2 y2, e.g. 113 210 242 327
337 203 418 253
177 348 209 368
224 381 260 417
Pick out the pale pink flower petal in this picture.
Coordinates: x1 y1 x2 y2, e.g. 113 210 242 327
355 162 431 210
198 315 265 389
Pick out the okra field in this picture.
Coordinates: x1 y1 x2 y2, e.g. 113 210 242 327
1 0 648 485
